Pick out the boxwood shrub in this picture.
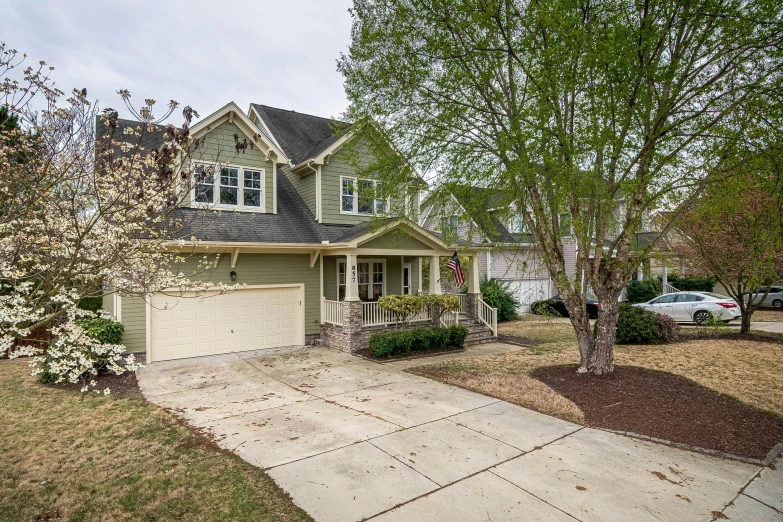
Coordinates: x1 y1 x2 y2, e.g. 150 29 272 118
369 324 469 358
76 317 124 345
666 275 715 292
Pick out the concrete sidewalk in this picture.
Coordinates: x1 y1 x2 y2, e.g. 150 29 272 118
137 346 779 522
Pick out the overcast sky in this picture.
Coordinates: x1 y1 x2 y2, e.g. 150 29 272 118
1 0 354 123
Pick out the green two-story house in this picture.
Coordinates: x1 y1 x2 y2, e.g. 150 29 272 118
102 102 494 363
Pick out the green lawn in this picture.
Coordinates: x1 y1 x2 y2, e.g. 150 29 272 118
0 361 311 522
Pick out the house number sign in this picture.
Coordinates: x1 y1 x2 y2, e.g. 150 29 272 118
351 264 356 283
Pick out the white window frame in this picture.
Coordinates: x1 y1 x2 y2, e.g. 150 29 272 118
337 258 386 300
339 176 390 216
190 161 266 212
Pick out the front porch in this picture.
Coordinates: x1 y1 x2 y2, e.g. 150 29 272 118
318 251 497 352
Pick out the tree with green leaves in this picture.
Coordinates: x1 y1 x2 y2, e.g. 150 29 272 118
339 0 783 374
670 157 783 333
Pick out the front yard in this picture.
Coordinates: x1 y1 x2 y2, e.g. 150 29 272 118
411 318 783 459
0 361 310 522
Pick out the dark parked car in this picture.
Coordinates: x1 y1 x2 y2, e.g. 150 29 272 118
531 294 600 319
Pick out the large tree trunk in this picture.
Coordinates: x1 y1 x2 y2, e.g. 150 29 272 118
560 294 594 371
588 288 623 375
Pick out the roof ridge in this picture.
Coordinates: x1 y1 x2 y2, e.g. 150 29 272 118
253 103 341 123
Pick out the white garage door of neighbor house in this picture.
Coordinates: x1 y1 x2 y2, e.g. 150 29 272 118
507 279 551 312
149 286 302 362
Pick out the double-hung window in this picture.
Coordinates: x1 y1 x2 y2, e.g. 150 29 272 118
194 164 215 204
220 167 239 206
243 170 262 208
192 163 264 211
340 176 388 216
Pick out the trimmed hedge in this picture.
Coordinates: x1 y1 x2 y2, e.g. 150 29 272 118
369 324 469 358
77 296 103 313
625 280 658 303
76 317 124 345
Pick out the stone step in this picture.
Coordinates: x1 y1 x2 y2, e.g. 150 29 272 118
464 335 497 346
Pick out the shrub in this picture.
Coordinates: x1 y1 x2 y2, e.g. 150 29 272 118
531 299 562 317
625 280 658 303
614 303 660 344
666 275 715 292
422 294 461 323
369 330 413 358
377 294 423 327
76 317 124 345
477 278 520 322
655 314 681 343
368 325 465 358
77 296 103 313
448 324 469 348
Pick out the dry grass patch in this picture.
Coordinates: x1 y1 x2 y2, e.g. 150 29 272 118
750 309 783 322
418 367 583 423
0 360 311 522
412 320 783 422
615 339 783 417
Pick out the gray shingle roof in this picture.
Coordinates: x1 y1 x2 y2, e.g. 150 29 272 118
160 172 362 244
449 186 532 244
252 104 351 165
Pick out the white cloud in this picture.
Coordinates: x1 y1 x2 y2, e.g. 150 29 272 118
1 0 353 123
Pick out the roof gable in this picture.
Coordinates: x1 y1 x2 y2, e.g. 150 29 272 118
190 102 287 163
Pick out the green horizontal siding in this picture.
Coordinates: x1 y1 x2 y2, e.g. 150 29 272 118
184 121 275 211
360 233 433 250
281 163 316 216
120 253 321 353
121 296 147 353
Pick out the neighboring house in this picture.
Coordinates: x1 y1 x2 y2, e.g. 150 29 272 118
101 102 494 362
420 187 578 311
421 186 670 308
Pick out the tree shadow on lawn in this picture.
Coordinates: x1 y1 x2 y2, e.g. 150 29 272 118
532 365 783 460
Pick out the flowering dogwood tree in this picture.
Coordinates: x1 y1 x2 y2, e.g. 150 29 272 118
0 43 244 394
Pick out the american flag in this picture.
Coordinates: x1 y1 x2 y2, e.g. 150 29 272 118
446 252 465 287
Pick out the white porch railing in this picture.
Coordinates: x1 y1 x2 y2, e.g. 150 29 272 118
439 309 459 327
662 282 679 295
361 301 434 327
322 299 343 326
478 297 498 336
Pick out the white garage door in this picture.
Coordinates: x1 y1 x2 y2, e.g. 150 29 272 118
149 286 302 362
506 279 552 312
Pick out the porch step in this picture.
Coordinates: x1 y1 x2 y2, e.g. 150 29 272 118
460 318 496 346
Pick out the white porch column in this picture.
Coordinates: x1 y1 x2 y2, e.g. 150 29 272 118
468 255 480 294
662 265 668 288
345 253 360 301
429 255 441 294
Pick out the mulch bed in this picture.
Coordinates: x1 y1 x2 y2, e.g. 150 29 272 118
496 334 542 347
47 371 144 400
354 345 465 362
531 364 783 460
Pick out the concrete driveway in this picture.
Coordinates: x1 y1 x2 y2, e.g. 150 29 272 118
137 346 779 522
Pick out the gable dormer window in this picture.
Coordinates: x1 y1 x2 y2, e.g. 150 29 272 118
191 162 265 212
341 176 389 216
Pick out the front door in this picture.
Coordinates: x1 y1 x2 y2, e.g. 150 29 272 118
403 263 412 294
